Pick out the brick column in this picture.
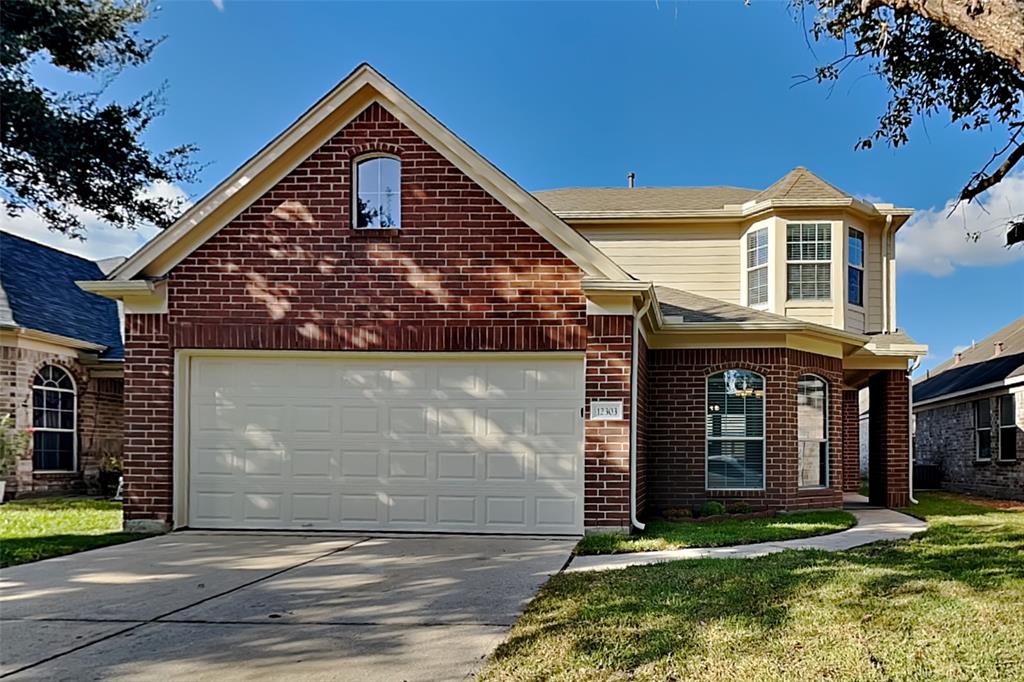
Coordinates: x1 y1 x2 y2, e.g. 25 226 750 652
122 314 174 532
584 315 633 532
868 369 910 508
842 389 861 493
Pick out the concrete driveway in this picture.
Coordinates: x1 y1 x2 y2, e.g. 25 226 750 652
0 532 575 681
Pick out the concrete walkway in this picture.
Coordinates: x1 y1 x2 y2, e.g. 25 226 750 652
566 507 926 573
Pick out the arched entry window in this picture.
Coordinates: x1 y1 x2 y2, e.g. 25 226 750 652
797 375 828 488
32 365 77 471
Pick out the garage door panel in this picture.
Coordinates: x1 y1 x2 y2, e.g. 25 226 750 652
189 356 583 534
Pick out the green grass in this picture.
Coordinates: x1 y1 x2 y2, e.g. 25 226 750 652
480 492 1024 681
0 497 151 567
577 510 857 555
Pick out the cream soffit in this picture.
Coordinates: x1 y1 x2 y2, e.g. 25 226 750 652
0 325 108 353
106 63 629 283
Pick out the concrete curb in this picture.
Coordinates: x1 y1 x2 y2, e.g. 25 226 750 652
565 508 927 573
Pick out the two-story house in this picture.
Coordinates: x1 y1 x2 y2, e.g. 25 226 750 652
79 64 925 534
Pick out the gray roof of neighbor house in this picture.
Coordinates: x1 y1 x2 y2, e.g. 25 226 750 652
913 316 1024 404
0 231 124 359
534 167 857 216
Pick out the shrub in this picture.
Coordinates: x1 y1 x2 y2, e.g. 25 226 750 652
663 507 692 522
698 501 726 517
725 501 754 515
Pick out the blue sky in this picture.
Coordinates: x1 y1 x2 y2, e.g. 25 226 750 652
5 0 1022 372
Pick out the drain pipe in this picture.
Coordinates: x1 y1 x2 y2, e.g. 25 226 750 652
630 294 652 532
907 356 921 505
881 215 893 333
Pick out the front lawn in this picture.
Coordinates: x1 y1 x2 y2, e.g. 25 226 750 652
577 510 857 555
480 492 1024 681
0 497 151 567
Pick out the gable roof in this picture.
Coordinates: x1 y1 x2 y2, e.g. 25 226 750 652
534 166 909 223
914 316 1024 403
106 63 628 283
0 232 124 359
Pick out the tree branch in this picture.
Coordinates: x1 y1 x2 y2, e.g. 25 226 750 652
861 0 1024 72
959 137 1024 202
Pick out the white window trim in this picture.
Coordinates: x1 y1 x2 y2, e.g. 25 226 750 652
31 365 78 473
975 398 992 462
847 227 866 309
745 227 769 310
797 373 829 490
786 222 832 302
351 152 401 230
705 369 767 492
998 395 1018 462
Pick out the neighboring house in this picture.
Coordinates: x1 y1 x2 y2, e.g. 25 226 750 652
79 64 925 534
913 318 1024 500
0 232 125 497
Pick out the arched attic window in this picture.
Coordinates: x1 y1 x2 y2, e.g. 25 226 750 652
353 155 401 229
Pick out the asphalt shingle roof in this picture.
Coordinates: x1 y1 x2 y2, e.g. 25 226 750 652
0 231 123 359
655 286 791 324
533 167 854 216
914 317 1024 403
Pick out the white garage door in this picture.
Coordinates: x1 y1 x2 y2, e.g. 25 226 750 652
187 355 584 534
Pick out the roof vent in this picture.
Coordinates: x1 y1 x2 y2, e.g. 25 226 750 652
994 341 1004 357
627 172 636 189
954 352 963 365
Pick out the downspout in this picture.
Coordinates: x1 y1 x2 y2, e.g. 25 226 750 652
881 214 893 334
907 356 921 504
630 295 653 532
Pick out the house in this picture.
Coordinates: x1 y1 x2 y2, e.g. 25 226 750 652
913 318 1023 500
0 231 124 497
78 64 925 534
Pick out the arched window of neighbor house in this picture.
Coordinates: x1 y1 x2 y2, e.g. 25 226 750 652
706 369 765 490
32 365 77 471
798 374 829 488
353 156 401 229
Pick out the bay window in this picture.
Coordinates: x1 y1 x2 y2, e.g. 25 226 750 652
746 227 768 307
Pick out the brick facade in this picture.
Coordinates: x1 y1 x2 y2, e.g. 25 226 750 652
0 345 123 497
868 369 911 508
584 316 633 530
121 102 599 528
914 392 1023 501
645 348 844 513
842 388 861 492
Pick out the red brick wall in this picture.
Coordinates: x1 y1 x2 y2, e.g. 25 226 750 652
121 102 590 526
584 316 633 529
646 348 844 513
122 314 173 528
842 388 861 492
868 369 910 507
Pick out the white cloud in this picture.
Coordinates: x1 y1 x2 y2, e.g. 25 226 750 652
896 173 1024 276
211 0 225 11
0 181 190 262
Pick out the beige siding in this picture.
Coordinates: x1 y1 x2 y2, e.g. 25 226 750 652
578 223 743 303
785 304 834 326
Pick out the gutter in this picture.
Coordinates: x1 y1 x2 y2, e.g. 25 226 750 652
881 215 893 333
630 294 653 532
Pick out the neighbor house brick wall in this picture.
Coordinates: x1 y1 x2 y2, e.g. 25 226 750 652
121 102 590 527
868 369 910 508
584 316 632 530
842 388 861 492
646 347 844 513
915 392 1024 501
0 345 123 497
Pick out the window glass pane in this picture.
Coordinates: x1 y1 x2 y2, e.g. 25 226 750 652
849 229 864 267
33 430 74 470
799 441 827 487
975 400 991 428
978 430 992 460
1000 395 1014 424
848 267 863 306
748 267 768 305
707 370 765 489
797 376 826 441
